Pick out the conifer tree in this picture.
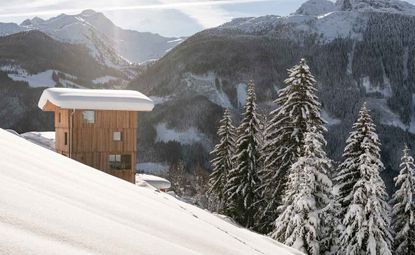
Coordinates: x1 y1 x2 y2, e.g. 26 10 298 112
208 109 236 213
259 58 326 232
390 145 415 255
320 194 342 255
225 80 262 229
336 104 392 255
271 129 333 255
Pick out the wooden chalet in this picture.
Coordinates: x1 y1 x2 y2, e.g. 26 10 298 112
38 88 154 183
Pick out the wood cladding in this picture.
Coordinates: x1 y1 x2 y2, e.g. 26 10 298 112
46 101 138 183
55 108 70 154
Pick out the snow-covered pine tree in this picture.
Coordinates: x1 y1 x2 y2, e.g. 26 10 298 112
336 104 392 255
320 194 342 255
259 58 326 233
390 145 415 255
336 104 384 214
271 129 333 255
320 159 342 255
225 80 262 229
208 108 236 213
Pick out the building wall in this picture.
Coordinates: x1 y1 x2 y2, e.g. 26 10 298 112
55 108 70 155
52 107 138 183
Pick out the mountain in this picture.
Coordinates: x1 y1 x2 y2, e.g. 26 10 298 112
0 22 25 36
337 0 415 14
0 128 300 255
296 0 336 16
130 0 415 193
0 30 126 132
0 10 183 66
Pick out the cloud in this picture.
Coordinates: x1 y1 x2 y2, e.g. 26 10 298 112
0 0 274 19
0 0 296 37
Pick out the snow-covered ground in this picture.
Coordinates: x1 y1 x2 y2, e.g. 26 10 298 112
7 69 56 88
0 64 85 88
236 83 248 108
0 129 299 255
92 75 119 84
136 174 171 190
361 76 392 97
155 122 208 146
20 131 55 150
183 72 232 108
321 110 341 126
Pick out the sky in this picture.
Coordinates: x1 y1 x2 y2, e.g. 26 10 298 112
0 0 414 37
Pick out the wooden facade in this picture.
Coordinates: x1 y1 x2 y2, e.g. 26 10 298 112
44 101 138 183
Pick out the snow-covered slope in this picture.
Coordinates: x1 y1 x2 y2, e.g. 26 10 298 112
218 11 365 42
2 10 183 66
336 0 415 15
25 11 127 68
0 129 299 255
219 0 415 43
296 0 336 16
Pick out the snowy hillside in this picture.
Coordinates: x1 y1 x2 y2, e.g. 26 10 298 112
296 0 336 16
0 129 299 255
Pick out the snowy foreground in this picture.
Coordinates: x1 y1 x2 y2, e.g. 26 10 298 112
0 129 300 255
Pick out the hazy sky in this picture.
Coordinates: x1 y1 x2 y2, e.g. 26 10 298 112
0 0 415 37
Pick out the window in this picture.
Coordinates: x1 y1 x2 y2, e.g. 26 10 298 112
113 131 122 141
64 132 68 145
82 110 95 124
58 112 61 123
108 154 132 170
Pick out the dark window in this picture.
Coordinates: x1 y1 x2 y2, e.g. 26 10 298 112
64 132 68 145
108 154 132 170
58 112 61 123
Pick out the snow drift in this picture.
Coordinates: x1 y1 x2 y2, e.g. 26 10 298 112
0 129 299 255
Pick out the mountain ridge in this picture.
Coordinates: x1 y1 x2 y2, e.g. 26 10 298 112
336 0 415 14
129 0 415 194
0 10 184 66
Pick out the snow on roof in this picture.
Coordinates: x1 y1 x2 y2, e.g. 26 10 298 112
38 88 154 112
136 174 171 190
0 129 300 255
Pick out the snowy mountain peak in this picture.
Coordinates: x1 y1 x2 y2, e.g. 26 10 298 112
80 9 98 17
296 0 336 16
20 17 45 27
335 0 415 15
